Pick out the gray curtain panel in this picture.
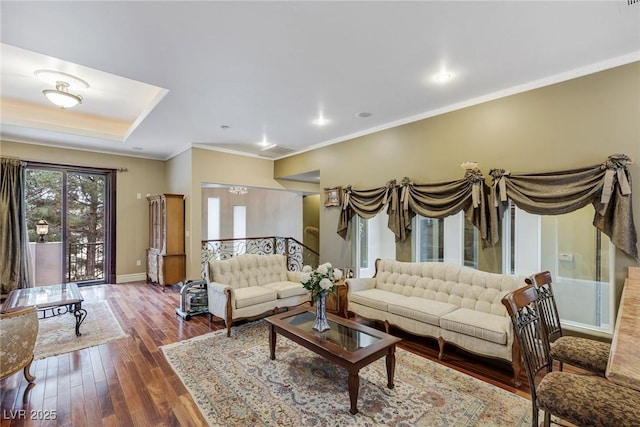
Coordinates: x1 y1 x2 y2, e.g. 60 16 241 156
489 154 637 259
0 158 30 294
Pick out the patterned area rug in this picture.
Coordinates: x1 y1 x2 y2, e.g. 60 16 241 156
161 320 532 426
35 300 127 359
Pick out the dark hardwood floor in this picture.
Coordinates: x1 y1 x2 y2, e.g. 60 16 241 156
1 282 550 426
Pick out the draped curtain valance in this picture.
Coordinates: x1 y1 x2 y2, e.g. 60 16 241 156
489 153 637 259
336 154 637 260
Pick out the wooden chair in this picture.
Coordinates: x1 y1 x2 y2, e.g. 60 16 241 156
502 286 640 427
526 271 610 375
0 306 39 383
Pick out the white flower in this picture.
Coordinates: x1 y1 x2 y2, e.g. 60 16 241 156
317 263 330 275
300 272 311 284
302 265 313 273
332 269 343 281
319 278 333 290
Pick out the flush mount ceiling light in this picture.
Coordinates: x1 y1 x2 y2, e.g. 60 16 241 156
35 69 89 109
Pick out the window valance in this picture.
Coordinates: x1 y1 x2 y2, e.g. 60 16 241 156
489 153 637 259
336 154 637 260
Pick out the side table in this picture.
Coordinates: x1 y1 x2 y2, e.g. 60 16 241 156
326 280 348 318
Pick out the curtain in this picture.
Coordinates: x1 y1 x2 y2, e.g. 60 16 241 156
399 169 489 242
0 158 30 294
489 154 637 259
337 180 401 240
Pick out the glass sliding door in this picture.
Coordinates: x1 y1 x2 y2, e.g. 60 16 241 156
25 164 114 286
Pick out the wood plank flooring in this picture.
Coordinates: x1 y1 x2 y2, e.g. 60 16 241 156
1 281 539 426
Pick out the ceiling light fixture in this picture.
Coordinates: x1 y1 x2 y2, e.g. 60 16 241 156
313 114 329 126
35 69 89 109
356 112 372 118
228 186 248 195
435 72 453 83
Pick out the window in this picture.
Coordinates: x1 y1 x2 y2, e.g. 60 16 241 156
413 212 478 268
503 203 614 334
353 214 396 277
207 197 220 240
233 205 246 255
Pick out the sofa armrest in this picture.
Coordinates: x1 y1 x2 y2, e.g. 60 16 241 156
286 270 302 283
346 277 376 293
207 281 233 319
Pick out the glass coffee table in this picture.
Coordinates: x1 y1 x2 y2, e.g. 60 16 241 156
1 283 87 336
266 307 402 415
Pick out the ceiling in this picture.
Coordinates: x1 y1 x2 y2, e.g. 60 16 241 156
1 1 639 162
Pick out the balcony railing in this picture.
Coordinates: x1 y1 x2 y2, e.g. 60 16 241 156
68 242 104 282
201 236 319 279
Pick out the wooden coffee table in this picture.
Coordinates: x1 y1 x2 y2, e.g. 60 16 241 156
1 283 87 336
266 307 401 414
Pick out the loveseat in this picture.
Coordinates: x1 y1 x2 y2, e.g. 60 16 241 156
347 259 528 383
206 254 308 336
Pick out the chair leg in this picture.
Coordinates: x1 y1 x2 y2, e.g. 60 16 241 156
23 356 35 384
531 404 538 427
543 410 551 427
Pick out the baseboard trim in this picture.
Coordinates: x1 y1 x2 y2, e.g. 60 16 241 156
116 273 147 284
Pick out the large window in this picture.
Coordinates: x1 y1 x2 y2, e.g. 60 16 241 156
353 214 396 277
413 212 478 268
503 203 614 334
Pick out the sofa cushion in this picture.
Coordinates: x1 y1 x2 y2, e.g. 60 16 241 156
388 297 458 327
439 308 510 345
350 289 407 311
234 286 277 309
261 281 309 299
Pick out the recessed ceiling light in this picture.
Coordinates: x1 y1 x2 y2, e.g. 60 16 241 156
356 112 372 118
312 116 329 126
221 125 230 130
260 143 277 151
434 72 453 83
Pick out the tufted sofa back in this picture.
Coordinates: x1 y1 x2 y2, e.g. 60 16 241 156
208 254 289 289
374 259 527 316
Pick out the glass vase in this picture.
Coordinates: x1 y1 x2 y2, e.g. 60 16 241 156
313 291 330 332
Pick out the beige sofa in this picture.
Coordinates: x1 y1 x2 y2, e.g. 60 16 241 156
206 254 308 336
347 259 528 383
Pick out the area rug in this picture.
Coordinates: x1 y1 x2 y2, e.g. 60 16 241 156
35 300 127 359
160 320 532 426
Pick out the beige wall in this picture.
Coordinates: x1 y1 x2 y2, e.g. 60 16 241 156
173 147 320 278
274 62 640 304
201 187 303 240
1 140 166 281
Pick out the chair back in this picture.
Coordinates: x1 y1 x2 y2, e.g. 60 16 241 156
502 286 553 404
526 271 563 342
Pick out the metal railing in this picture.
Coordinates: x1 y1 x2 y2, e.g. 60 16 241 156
68 242 104 282
201 236 319 279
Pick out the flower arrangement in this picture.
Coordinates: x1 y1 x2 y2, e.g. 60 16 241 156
300 262 343 301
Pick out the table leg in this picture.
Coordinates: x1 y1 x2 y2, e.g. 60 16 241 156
269 324 276 360
73 303 87 337
386 345 396 389
348 370 360 415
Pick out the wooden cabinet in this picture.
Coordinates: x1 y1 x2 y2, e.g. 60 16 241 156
146 194 186 290
326 280 348 318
